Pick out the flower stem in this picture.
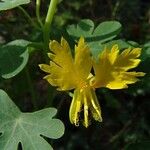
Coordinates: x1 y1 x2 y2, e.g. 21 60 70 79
43 0 58 52
112 1 120 19
36 0 43 28
42 0 59 106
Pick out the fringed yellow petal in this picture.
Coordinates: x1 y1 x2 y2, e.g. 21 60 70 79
74 37 92 80
39 37 93 91
93 45 145 89
108 44 119 64
41 37 77 91
39 64 51 73
40 38 77 90
45 61 76 90
106 71 145 89
49 37 74 69
43 75 60 87
114 47 142 71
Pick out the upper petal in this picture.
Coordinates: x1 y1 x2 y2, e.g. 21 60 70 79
39 37 77 90
74 37 92 80
92 45 145 89
114 47 141 71
39 37 92 91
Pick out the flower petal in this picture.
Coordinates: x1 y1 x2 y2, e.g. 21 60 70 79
39 64 51 73
69 87 102 127
106 71 145 89
49 37 78 90
40 37 93 91
69 89 82 126
74 37 92 80
89 89 102 122
40 38 77 90
114 47 142 71
92 45 145 89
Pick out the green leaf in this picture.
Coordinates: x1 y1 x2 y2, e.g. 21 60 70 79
125 141 150 150
67 19 122 57
87 39 133 59
141 47 150 60
0 39 30 79
87 42 103 59
141 41 150 60
102 39 136 49
92 21 122 42
0 0 30 11
0 89 65 150
144 41 150 48
67 19 121 43
67 19 94 38
127 41 139 47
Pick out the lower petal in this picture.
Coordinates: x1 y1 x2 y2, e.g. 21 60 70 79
69 87 102 127
89 88 102 122
83 93 89 127
69 89 82 126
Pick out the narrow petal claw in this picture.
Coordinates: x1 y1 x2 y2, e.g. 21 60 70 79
69 88 102 128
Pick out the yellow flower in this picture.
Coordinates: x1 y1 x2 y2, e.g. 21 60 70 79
39 37 145 127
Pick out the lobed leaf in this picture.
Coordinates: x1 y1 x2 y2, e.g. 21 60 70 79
0 0 30 11
0 39 30 79
67 19 122 57
0 89 65 150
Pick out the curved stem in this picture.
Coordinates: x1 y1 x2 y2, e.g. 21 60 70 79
29 42 44 49
18 6 39 29
36 0 43 28
42 0 59 106
43 0 58 52
112 1 120 19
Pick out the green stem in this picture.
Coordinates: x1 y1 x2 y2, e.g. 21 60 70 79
43 0 58 51
42 0 58 106
29 42 44 49
25 68 37 109
27 42 44 54
36 0 43 28
112 1 120 19
18 6 39 29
